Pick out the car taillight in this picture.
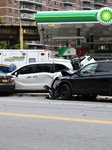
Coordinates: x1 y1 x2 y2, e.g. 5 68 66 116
10 78 14 82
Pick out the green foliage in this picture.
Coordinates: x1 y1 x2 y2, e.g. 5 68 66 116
9 41 29 49
0 41 7 49
9 43 20 49
0 16 29 50
0 17 4 24
0 17 6 49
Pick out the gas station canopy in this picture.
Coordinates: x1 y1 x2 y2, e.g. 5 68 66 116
35 7 112 47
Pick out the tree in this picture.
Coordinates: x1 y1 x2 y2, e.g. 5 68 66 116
0 17 7 49
0 17 4 24
0 17 29 49
9 41 28 49
0 41 7 49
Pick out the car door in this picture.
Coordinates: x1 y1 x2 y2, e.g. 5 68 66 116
72 63 98 94
12 63 54 90
34 63 71 90
34 63 54 90
12 64 36 90
92 62 112 95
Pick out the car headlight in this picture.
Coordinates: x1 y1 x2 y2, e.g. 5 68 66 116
53 79 61 88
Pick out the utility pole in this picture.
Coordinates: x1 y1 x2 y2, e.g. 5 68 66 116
20 20 23 49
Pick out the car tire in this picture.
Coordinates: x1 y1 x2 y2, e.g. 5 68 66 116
60 84 72 100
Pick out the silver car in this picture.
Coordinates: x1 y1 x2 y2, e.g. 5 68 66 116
9 59 73 92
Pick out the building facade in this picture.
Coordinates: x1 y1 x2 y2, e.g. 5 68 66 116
0 0 111 49
20 0 46 25
45 0 64 11
77 0 108 10
108 0 112 7
0 0 110 25
63 0 108 11
0 0 20 24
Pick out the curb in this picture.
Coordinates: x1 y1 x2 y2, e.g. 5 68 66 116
12 93 112 100
12 93 49 97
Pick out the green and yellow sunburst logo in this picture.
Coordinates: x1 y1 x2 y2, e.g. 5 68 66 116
67 50 71 54
100 10 112 22
97 7 112 25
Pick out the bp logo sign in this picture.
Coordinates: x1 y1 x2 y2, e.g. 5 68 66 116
67 50 71 54
97 7 112 25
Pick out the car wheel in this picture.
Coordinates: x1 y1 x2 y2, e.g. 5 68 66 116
60 84 72 100
81 95 97 100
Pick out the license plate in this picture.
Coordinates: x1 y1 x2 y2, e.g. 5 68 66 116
2 79 8 82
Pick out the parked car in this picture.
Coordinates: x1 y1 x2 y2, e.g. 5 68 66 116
0 72 15 94
44 60 112 100
8 59 73 92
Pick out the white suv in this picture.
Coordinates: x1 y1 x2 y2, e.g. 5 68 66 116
10 59 73 91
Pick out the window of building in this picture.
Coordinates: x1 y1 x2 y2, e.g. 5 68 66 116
48 0 51 5
9 17 12 23
9 8 12 13
15 10 18 14
53 1 58 6
15 18 19 24
48 7 51 11
8 0 12 5
15 0 18 6
53 9 58 11
60 3 63 7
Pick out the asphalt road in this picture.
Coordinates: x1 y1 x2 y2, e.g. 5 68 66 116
0 93 112 150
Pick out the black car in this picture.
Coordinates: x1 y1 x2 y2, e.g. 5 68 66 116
45 60 112 100
0 72 15 95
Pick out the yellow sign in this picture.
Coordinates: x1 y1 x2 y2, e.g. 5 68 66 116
23 29 38 34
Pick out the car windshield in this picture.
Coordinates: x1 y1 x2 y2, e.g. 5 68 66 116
80 63 98 74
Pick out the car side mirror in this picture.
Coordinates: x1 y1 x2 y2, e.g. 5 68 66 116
15 72 18 77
